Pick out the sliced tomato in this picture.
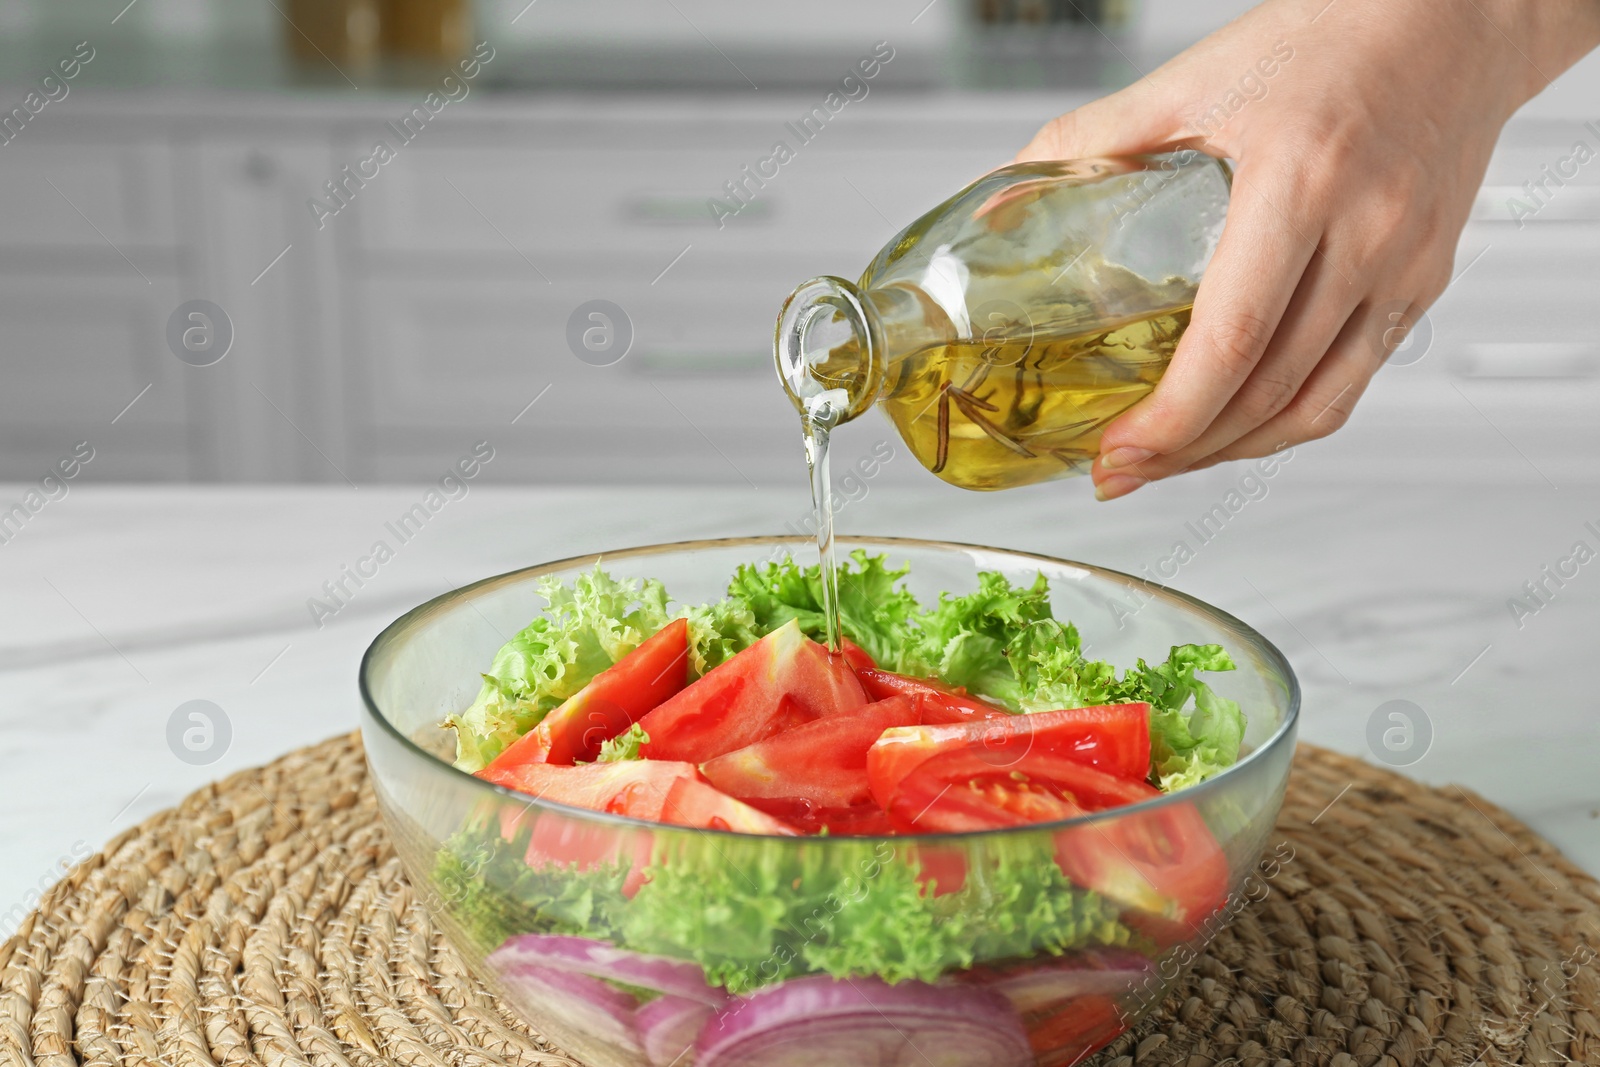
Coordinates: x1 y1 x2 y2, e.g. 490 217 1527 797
909 844 969 896
836 637 876 672
856 668 1012 725
1029 994 1128 1066
889 768 1087 833
892 742 1228 944
479 756 701 818
1053 800 1229 947
658 778 801 835
487 764 696 903
817 803 895 836
867 703 1151 810
736 797 896 836
868 730 953 810
489 763 692 898
522 814 657 897
480 617 691 770
638 619 867 763
701 695 919 809
886 745 1156 834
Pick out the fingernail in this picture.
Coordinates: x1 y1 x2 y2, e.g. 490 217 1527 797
1094 474 1147 502
1100 446 1154 471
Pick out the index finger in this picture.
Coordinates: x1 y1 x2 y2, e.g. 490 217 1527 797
1095 170 1320 468
1013 80 1178 164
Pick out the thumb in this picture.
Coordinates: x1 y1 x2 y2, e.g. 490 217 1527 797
1014 82 1184 163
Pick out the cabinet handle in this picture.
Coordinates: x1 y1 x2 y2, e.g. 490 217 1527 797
1453 343 1600 379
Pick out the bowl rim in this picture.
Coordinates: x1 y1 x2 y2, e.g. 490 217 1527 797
358 534 1301 841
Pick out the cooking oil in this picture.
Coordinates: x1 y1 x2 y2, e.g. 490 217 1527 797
801 391 845 651
880 304 1190 491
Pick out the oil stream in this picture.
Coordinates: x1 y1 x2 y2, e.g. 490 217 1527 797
801 391 846 652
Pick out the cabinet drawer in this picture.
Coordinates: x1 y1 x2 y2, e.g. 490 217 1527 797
348 113 1021 262
351 273 798 429
0 141 178 251
0 275 189 427
351 273 817 484
0 274 193 479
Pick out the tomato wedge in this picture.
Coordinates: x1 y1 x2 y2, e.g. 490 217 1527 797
480 757 701 816
659 778 801 835
885 740 1228 941
886 746 1156 834
638 619 867 763
486 761 697 898
889 769 1087 833
480 618 690 770
740 797 896 836
522 814 657 897
816 803 894 836
1053 800 1230 947
857 668 1011 725
701 695 919 809
908 844 968 896
837 637 876 672
867 703 1151 810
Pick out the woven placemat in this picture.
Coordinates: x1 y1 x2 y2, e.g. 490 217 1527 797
3 734 1597 1067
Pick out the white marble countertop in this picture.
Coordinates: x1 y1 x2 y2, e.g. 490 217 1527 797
2 464 1597 925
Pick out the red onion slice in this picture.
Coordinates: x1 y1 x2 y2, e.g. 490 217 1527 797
636 995 716 1067
960 948 1154 1014
697 975 1031 1067
489 934 725 1006
494 962 643 1060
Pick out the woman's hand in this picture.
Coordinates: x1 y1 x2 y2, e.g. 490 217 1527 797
1014 0 1600 500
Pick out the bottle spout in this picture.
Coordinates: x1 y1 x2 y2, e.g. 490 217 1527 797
775 276 885 428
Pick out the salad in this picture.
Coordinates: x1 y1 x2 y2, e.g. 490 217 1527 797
432 552 1248 1067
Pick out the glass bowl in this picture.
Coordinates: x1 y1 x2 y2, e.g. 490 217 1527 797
360 536 1299 1067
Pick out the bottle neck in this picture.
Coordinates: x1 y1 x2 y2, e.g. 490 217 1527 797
776 277 929 428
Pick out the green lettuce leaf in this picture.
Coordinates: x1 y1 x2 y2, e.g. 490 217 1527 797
681 597 763 677
445 567 674 772
594 723 649 763
432 824 628 956
1010 619 1123 711
723 550 920 668
1113 644 1247 791
436 822 1132 996
896 570 1056 708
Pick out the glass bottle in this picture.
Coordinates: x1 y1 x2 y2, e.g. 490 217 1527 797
775 151 1230 491
381 0 471 63
285 0 382 70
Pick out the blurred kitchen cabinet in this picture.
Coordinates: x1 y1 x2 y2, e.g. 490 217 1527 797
0 98 1595 485
182 139 354 483
351 136 1013 266
348 271 800 485
0 137 190 478
0 141 179 261
337 102 1030 486
0 273 193 479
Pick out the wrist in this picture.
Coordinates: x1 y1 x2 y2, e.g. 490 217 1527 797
1487 0 1600 110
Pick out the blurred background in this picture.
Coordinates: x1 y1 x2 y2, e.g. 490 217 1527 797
3 0 1596 488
